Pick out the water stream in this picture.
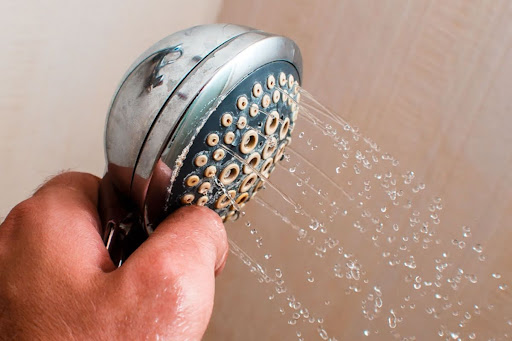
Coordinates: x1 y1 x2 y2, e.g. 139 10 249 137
219 87 512 340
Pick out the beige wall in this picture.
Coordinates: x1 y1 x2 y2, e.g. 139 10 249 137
206 0 512 339
0 0 222 218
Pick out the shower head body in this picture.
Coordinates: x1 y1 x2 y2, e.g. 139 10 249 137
102 24 302 262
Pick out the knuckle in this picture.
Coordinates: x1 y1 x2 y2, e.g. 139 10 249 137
127 252 176 285
35 171 100 196
186 206 226 238
1 197 55 243
114 256 179 303
4 198 41 226
148 254 176 278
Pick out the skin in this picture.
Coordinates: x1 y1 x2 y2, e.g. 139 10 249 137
0 172 228 340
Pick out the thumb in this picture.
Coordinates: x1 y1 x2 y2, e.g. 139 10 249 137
111 205 228 340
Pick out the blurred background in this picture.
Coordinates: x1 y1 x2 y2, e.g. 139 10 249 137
2 0 511 339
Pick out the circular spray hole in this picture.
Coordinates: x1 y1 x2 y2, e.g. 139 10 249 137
261 94 271 108
235 192 249 207
252 83 263 97
240 173 258 192
194 154 208 167
243 152 261 174
212 148 225 161
288 74 295 88
267 75 276 89
292 109 299 122
279 117 290 140
204 165 217 178
237 116 247 129
251 180 264 198
272 90 280 103
196 195 209 206
224 131 235 145
240 130 258 154
279 72 287 87
185 175 200 187
181 193 195 204
261 158 273 177
262 137 278 159
249 104 259 117
219 163 240 185
265 111 280 135
237 96 248 110
255 180 264 192
221 113 233 127
206 133 219 146
216 190 237 209
274 141 287 163
198 181 211 194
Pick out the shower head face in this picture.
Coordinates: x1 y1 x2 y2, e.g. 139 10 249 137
161 63 300 223
105 24 302 231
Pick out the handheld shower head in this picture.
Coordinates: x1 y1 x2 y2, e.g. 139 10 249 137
101 24 303 264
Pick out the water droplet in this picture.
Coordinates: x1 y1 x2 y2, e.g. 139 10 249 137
466 274 478 284
317 326 328 340
275 269 282 278
449 331 459 339
388 309 397 328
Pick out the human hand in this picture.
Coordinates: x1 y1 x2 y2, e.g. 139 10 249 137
0 172 228 340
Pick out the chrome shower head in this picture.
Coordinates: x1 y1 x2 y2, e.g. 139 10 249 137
101 24 302 264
